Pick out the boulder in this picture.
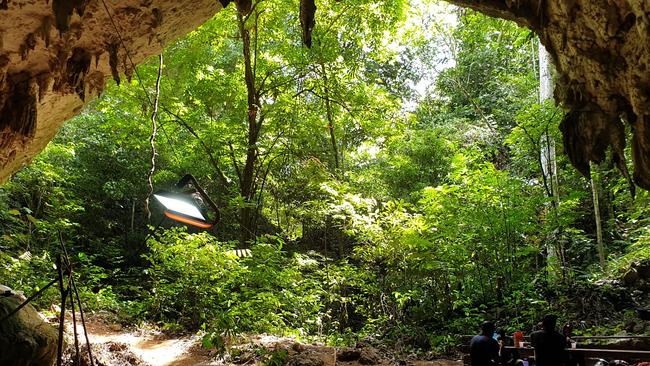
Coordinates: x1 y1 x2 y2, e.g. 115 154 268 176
358 347 382 365
337 347 361 362
633 260 650 280
0 294 58 366
636 309 650 321
287 349 326 366
623 268 641 286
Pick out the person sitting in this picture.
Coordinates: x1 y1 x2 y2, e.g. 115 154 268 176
470 321 500 366
530 314 567 366
496 329 510 364
496 329 525 366
563 323 573 342
563 323 584 366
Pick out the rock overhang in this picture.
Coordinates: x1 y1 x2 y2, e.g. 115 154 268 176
447 0 650 191
0 0 221 181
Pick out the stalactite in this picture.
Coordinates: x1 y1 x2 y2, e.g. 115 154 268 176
19 33 37 60
559 108 632 193
52 0 89 33
65 47 91 101
300 0 316 48
0 75 38 144
38 16 53 47
106 41 121 85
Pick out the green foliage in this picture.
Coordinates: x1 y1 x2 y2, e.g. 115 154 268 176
0 0 647 356
145 229 326 335
434 10 536 140
0 250 60 307
263 349 289 366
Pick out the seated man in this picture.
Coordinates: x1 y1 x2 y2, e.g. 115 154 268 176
497 329 524 366
470 321 499 366
530 314 567 366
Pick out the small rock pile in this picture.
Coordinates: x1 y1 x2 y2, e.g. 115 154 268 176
62 342 150 366
226 337 388 366
622 260 650 290
336 345 382 365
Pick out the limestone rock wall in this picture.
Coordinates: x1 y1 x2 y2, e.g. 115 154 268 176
0 0 221 182
447 0 650 190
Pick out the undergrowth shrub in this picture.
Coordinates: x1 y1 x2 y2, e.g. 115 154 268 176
0 248 125 314
144 229 325 336
0 250 60 307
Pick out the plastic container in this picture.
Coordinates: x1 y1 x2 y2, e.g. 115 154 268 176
513 331 524 348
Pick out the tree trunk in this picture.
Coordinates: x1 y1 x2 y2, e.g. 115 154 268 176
236 7 261 244
539 42 558 202
538 41 563 280
319 62 340 172
131 199 136 233
590 161 605 269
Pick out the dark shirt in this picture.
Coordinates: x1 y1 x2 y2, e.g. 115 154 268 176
530 329 567 366
470 334 499 366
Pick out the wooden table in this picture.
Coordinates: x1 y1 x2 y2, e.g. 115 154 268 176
568 347 650 361
503 346 534 357
503 346 650 363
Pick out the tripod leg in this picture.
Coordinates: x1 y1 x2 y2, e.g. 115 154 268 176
58 232 96 366
71 276 95 366
56 255 67 366
68 276 80 365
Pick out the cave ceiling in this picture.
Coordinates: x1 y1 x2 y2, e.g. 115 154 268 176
0 0 221 181
1 0 649 190
446 0 650 191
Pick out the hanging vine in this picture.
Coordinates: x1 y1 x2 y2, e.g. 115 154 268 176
144 53 164 220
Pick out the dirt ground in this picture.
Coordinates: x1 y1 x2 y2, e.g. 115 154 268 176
62 316 214 366
60 314 462 366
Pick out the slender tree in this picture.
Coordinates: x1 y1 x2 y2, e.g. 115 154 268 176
538 41 562 279
590 161 605 269
235 2 265 243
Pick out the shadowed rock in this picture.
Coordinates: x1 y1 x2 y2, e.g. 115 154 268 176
0 294 58 366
